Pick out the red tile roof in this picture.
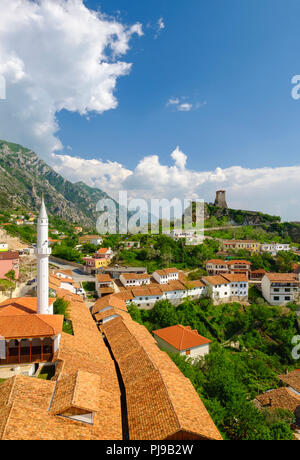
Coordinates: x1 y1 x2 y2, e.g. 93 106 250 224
0 251 19 261
153 325 211 351
265 273 299 283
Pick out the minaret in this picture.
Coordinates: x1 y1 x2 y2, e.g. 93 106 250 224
35 196 52 315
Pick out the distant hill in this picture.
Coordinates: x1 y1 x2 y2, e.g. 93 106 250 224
0 140 117 227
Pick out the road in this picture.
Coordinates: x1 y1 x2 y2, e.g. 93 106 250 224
49 259 95 283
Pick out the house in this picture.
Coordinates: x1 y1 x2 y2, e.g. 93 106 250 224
250 269 266 281
0 251 19 279
222 239 260 254
49 274 81 296
15 219 24 226
120 272 151 287
206 259 229 276
0 243 8 252
53 269 73 280
95 274 114 298
74 226 83 234
260 243 291 256
100 266 147 279
261 273 300 305
226 260 252 278
202 274 249 304
122 240 141 250
255 370 300 423
169 230 201 245
79 235 103 246
0 297 63 374
96 247 113 259
129 286 163 309
153 325 211 360
83 255 110 273
153 268 180 284
50 229 60 235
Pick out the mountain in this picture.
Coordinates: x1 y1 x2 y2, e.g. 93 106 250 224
0 140 117 227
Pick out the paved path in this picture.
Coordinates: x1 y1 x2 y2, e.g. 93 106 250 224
49 259 95 283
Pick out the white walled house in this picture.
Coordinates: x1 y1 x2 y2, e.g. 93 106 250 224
153 325 211 361
206 259 229 276
54 269 73 280
261 273 299 305
130 287 163 309
120 273 151 287
222 274 249 299
260 243 291 256
202 274 249 304
202 275 231 303
153 268 179 285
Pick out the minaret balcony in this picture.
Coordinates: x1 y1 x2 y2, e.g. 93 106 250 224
35 248 52 256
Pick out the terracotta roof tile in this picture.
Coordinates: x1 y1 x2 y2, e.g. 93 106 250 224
153 325 211 351
278 370 300 393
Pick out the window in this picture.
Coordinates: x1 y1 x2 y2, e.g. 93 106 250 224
285 296 291 301
273 296 280 301
274 288 279 292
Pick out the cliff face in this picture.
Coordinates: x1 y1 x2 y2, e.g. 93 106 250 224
0 140 116 226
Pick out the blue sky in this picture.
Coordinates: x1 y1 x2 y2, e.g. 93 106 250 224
1 0 300 220
57 0 300 171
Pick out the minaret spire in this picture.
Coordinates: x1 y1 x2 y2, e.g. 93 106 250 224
35 195 52 315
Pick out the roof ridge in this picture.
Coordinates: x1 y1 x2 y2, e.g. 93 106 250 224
71 370 80 406
35 315 57 335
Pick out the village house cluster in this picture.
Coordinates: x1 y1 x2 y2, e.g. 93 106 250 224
0 200 222 441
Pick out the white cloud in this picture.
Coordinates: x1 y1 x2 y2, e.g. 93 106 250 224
178 103 193 112
0 0 142 159
53 146 300 221
167 97 180 105
167 96 206 112
158 17 165 31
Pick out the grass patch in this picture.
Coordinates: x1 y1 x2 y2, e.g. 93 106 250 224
38 365 56 380
0 378 6 384
63 320 74 335
82 281 95 292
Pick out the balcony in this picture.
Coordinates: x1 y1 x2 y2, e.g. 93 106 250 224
0 338 54 366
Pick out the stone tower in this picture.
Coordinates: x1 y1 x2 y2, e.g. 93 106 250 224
214 190 228 208
35 197 52 315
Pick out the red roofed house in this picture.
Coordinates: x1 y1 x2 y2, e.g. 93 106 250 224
261 273 300 305
206 259 251 278
202 274 249 304
0 251 19 280
153 325 211 360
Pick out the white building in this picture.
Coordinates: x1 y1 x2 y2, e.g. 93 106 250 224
153 268 179 285
0 243 8 252
260 243 291 256
202 274 249 304
261 273 299 305
169 230 202 246
153 325 211 361
120 273 151 287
